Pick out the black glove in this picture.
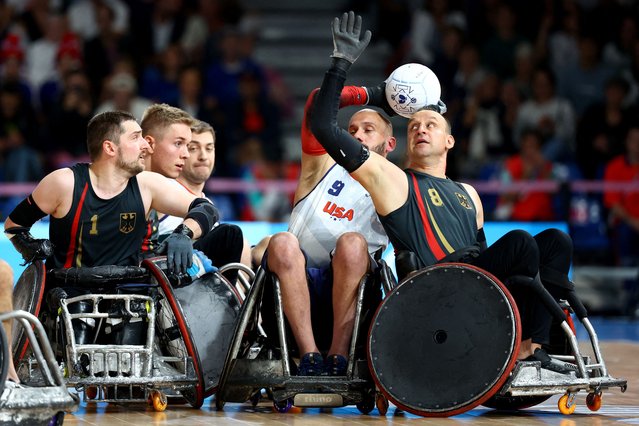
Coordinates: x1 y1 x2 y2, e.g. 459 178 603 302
364 82 398 117
155 224 194 274
331 11 372 64
5 226 54 265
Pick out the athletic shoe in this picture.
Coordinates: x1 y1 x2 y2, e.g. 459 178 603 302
524 348 578 374
297 352 324 376
324 354 348 376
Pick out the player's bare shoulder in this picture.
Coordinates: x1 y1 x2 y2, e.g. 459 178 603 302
35 168 75 196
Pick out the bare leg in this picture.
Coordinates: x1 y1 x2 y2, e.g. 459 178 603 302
267 232 318 355
0 259 19 383
328 232 369 357
517 338 542 359
251 235 271 270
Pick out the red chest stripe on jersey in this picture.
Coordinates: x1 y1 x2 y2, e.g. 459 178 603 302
410 173 446 260
64 183 89 268
141 220 154 252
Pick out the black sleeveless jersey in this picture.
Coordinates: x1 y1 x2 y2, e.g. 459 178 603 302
49 163 150 268
379 169 479 268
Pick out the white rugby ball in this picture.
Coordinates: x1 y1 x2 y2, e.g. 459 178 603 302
385 63 441 118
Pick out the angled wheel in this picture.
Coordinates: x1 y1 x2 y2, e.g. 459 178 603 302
85 386 98 400
558 393 577 415
376 393 389 416
49 411 65 426
144 258 205 408
12 261 46 364
586 392 602 412
150 390 168 412
273 398 292 413
356 392 375 414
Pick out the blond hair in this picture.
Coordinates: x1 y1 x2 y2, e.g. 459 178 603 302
140 103 194 138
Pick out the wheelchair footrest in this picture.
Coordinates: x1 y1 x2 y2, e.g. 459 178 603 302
501 361 628 397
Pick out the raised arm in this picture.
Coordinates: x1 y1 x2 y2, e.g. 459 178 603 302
310 11 408 216
297 84 384 201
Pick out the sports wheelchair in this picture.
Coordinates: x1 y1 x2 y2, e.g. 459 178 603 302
367 262 628 417
12 256 252 412
0 310 78 425
214 259 397 414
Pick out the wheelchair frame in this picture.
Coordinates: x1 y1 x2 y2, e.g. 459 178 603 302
0 310 78 425
56 292 199 405
215 259 396 414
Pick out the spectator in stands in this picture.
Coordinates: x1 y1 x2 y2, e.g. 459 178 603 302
495 129 558 222
46 69 93 170
203 26 267 109
39 32 83 118
230 69 283 165
603 123 639 317
82 1 133 98
545 0 581 78
430 24 464 98
447 42 486 131
15 0 50 43
0 33 31 104
510 42 536 100
602 15 637 70
94 71 153 121
128 0 188 70
514 66 575 162
577 76 632 179
603 123 639 268
457 73 510 178
557 33 614 117
140 43 184 105
24 12 66 93
67 0 129 41
480 3 527 80
0 82 42 183
620 39 639 107
405 0 466 67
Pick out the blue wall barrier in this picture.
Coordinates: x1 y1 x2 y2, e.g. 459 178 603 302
1 221 567 283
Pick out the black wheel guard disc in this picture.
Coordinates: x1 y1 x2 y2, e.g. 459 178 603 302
368 263 521 417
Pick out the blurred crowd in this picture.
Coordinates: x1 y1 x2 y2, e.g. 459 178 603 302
351 0 639 266
0 0 638 267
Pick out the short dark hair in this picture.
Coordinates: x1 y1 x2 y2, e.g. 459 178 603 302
86 111 136 161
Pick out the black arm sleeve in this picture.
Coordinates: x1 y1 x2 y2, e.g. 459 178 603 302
310 58 370 173
477 228 488 252
185 198 219 238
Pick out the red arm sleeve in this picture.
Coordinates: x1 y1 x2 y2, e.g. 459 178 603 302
301 86 369 155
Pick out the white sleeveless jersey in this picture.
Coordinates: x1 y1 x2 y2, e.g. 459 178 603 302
288 164 388 268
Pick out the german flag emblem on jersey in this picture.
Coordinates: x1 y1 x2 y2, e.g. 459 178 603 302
120 213 136 233
455 192 472 210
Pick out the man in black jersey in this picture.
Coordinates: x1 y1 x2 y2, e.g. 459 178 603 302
140 104 248 281
4 110 218 275
310 12 578 374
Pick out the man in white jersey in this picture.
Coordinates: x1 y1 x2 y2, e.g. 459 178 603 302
141 104 247 281
262 85 396 376
157 119 252 271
